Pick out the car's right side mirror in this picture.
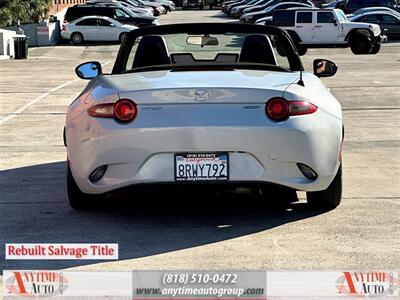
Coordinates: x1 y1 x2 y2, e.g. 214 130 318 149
313 59 338 77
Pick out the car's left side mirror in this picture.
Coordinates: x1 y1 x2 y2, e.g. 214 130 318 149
75 61 102 80
313 59 338 77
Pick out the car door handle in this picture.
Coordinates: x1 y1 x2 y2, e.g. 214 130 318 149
315 25 322 28
296 25 303 28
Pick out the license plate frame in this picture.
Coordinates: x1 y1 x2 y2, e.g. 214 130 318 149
174 152 229 182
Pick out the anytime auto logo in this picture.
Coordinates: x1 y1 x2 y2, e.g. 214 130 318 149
336 271 398 297
5 271 69 297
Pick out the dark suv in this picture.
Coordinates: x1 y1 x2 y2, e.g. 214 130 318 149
345 0 399 13
64 5 158 26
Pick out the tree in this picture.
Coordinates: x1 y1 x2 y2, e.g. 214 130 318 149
0 0 50 27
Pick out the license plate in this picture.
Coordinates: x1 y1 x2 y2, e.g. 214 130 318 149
174 152 229 182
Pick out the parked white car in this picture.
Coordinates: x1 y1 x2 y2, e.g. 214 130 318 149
61 16 138 44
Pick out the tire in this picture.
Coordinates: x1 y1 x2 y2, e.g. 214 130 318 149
296 45 307 56
67 165 103 210
370 43 381 54
307 165 342 210
70 32 83 45
200 5 204 9
162 5 170 13
119 32 128 44
350 34 372 55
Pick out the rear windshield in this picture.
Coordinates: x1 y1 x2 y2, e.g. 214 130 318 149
123 32 293 72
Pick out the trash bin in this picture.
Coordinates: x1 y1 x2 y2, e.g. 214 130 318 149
13 36 28 59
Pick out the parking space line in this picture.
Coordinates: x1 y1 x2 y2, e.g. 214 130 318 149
0 79 79 126
0 61 112 127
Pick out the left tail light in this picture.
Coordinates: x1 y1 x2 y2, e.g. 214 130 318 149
88 99 137 123
265 97 317 122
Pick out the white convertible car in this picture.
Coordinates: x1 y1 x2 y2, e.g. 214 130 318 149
65 23 343 210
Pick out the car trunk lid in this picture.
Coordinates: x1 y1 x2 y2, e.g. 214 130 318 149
102 69 299 104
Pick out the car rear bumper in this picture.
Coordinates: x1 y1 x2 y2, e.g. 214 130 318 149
61 32 70 40
66 110 342 195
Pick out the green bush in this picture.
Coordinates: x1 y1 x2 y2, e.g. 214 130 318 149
0 0 50 27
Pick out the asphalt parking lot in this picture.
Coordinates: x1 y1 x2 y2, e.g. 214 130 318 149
0 9 399 275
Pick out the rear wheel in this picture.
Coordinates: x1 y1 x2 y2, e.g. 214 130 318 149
307 165 342 210
296 45 307 56
67 165 103 210
70 32 83 45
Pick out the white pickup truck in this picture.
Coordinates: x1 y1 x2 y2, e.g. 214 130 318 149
272 8 386 55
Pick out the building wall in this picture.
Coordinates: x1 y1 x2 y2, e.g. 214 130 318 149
48 0 87 15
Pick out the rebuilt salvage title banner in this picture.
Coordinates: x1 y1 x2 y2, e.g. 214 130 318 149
2 270 399 299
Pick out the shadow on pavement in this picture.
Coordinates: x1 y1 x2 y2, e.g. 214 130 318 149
0 161 328 272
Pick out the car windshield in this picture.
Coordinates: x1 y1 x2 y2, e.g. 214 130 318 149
112 24 303 74
335 9 348 21
116 8 135 17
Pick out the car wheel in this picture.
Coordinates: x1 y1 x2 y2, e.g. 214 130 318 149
162 5 170 12
350 34 372 54
119 32 128 44
200 5 204 9
70 32 83 45
296 45 307 56
307 165 342 210
370 42 381 54
67 165 103 210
